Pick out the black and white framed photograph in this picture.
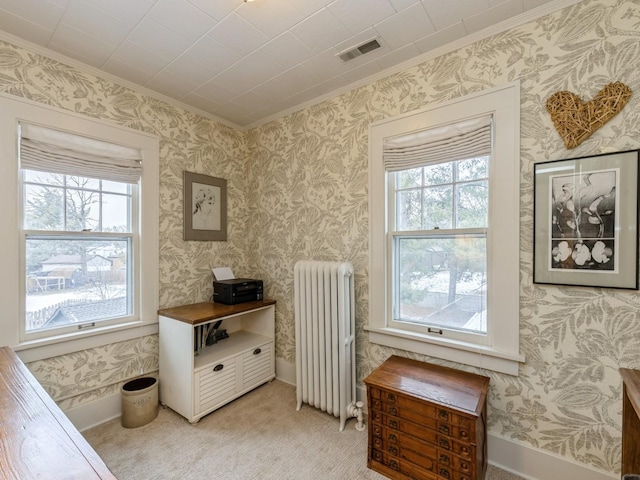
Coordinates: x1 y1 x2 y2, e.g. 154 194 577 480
183 171 227 241
533 149 640 289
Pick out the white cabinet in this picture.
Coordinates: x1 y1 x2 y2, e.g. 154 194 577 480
158 300 276 423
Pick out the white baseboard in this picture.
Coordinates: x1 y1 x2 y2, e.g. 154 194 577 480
275 358 296 385
488 432 617 480
64 391 121 432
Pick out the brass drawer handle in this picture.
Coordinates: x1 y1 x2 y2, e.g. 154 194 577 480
460 461 469 471
438 424 450 435
439 468 450 479
460 446 470 455
389 460 399 471
388 406 397 415
439 454 449 464
438 409 449 419
388 433 397 443
439 438 450 450
388 445 398 456
389 419 398 429
460 430 468 439
387 393 396 402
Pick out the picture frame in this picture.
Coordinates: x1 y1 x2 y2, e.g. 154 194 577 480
183 171 227 241
533 149 639 289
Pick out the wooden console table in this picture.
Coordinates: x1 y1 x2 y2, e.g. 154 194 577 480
620 368 640 477
0 346 116 479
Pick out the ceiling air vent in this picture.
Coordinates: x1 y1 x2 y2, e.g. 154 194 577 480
338 38 381 62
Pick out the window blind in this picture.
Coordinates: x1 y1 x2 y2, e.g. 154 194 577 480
19 123 143 184
383 114 492 172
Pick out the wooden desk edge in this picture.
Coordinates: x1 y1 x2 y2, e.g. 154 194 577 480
0 346 117 480
620 368 640 418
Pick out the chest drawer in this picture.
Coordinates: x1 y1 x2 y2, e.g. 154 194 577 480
242 342 272 389
195 359 237 414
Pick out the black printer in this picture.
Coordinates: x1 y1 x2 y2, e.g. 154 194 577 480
213 278 263 305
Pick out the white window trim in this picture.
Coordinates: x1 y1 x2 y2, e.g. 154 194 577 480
0 93 159 362
366 81 524 376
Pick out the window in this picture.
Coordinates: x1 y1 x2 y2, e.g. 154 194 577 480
367 82 523 375
0 94 158 358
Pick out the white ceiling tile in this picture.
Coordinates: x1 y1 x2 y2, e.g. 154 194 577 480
341 60 382 83
181 92 226 112
375 42 421 70
81 0 156 27
290 8 352 54
249 78 290 103
146 70 198 97
463 0 523 34
302 49 348 81
49 23 115 66
328 0 396 35
231 90 271 112
0 9 54 46
388 0 421 12
184 0 239 21
260 32 315 70
422 0 490 30
374 3 435 50
0 0 65 30
193 79 238 104
293 0 334 18
414 21 467 53
186 35 241 74
102 58 157 85
128 18 191 60
148 0 217 42
213 51 283 94
164 55 217 85
110 41 170 74
207 12 269 56
237 0 306 38
273 65 321 92
60 1 131 46
334 28 382 53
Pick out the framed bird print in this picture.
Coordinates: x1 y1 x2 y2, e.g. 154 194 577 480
533 149 639 289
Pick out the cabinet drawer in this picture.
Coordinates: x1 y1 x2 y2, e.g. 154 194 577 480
195 360 237 414
369 448 438 480
242 342 273 389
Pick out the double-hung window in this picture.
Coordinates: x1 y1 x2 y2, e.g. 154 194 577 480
20 123 142 341
367 83 523 375
0 95 158 357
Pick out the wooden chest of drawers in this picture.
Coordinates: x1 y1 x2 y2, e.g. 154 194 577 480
364 355 490 480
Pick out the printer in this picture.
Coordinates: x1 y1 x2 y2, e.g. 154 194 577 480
213 278 263 305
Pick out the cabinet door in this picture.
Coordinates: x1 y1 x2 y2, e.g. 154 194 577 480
242 342 273 390
195 359 237 415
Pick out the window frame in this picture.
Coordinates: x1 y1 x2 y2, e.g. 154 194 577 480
0 93 159 361
366 82 523 375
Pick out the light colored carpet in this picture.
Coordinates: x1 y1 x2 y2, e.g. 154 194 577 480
84 380 524 480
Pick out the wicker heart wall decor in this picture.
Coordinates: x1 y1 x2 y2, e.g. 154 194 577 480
545 81 632 149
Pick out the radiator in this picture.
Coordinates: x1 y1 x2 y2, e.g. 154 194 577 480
294 260 362 431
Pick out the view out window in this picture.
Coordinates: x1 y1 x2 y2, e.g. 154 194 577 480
20 123 141 340
392 157 488 337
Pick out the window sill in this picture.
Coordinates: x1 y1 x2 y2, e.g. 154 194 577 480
364 325 524 376
13 321 159 363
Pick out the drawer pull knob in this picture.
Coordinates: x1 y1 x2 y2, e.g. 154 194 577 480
439 468 450 479
213 364 224 372
460 430 468 438
387 393 396 402
388 446 398 456
439 454 449 464
389 420 398 429
461 461 469 470
438 409 448 419
388 433 397 443
439 438 450 449
388 406 397 415
461 446 470 454
389 460 399 471
253 348 262 355
439 425 449 434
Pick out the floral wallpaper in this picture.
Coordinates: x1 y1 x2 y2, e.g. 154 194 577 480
0 0 639 475
245 0 640 475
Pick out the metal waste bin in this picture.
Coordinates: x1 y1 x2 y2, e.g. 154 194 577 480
121 376 158 428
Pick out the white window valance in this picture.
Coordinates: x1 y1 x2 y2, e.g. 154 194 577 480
19 123 143 184
383 114 492 172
